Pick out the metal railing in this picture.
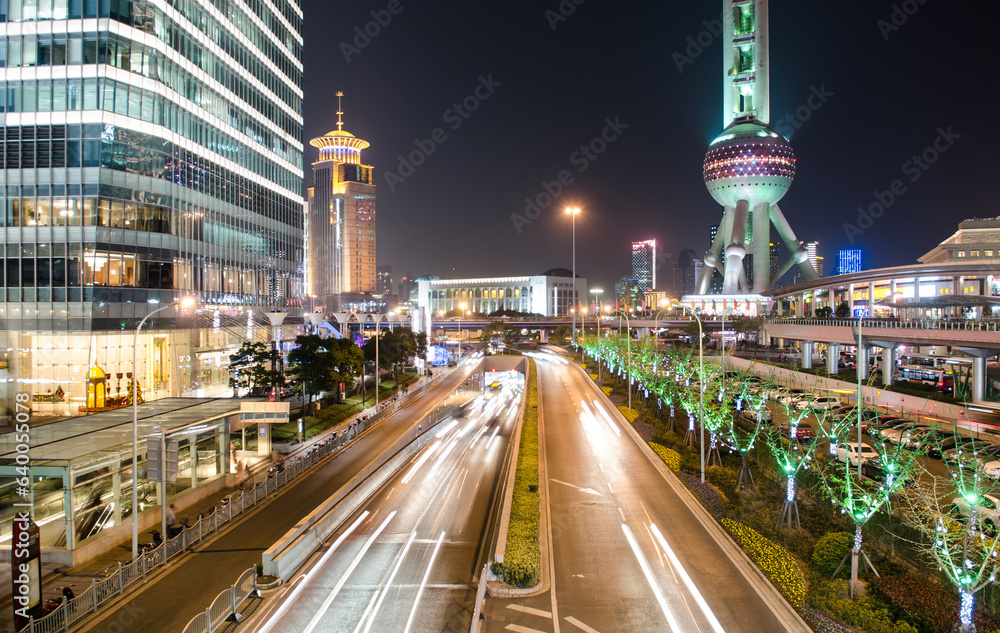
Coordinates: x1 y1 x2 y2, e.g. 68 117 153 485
767 317 1000 332
180 567 259 633
21 372 446 633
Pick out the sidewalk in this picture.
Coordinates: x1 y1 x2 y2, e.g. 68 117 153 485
0 372 442 633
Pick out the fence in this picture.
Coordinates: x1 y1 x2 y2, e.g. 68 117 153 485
22 371 445 633
769 317 1000 332
180 567 259 633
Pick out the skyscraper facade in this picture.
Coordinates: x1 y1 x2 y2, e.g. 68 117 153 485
376 265 393 296
0 0 304 416
307 94 376 312
837 248 863 275
673 248 702 297
631 239 656 293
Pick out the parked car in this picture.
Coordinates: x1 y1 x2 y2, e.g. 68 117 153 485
932 436 985 460
862 457 912 487
836 442 879 466
950 494 1000 535
904 428 952 451
943 443 1000 471
982 460 1000 480
740 407 773 424
797 396 841 411
779 423 816 442
777 389 807 406
868 416 907 431
879 423 931 445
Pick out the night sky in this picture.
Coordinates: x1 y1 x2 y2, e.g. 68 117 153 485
300 0 992 294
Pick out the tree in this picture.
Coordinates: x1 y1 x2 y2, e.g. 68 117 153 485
229 342 282 397
732 315 764 345
684 320 709 345
552 324 572 345
815 306 833 319
835 301 851 318
287 335 362 406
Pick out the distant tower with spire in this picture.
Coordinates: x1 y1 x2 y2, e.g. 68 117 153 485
307 92 378 311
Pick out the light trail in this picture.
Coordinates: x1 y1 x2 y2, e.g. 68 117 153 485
621 524 682 633
402 530 446 633
650 523 726 633
402 441 440 484
301 511 396 633
256 511 370 633
356 530 417 633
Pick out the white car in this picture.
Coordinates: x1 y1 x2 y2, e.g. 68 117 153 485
836 442 879 466
797 396 841 411
777 389 806 406
951 494 1000 535
880 423 931 445
983 461 1000 480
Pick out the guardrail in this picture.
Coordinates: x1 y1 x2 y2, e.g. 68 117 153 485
768 317 1000 332
21 372 446 633
180 567 258 633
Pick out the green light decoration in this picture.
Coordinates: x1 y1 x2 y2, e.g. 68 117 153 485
900 428 1000 633
720 379 769 493
815 407 922 598
763 398 820 531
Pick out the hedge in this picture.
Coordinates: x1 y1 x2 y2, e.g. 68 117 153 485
871 574 1000 633
491 359 541 587
721 518 806 607
649 442 681 471
811 532 854 576
617 405 638 423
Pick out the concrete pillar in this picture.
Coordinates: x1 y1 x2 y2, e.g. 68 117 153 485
868 281 876 316
958 348 995 403
795 294 804 318
848 283 855 316
802 341 813 369
828 343 840 375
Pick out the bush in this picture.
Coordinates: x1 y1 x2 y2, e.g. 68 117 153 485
589 373 598 380
870 574 1000 633
706 466 739 495
617 406 638 423
680 473 727 519
649 442 681 471
812 532 854 575
721 518 806 607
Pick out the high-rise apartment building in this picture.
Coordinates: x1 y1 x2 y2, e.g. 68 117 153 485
306 93 376 312
0 0 305 416
769 242 780 288
673 248 702 297
631 239 656 293
837 248 863 275
376 265 393 296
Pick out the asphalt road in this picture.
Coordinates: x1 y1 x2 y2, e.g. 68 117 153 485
242 373 523 633
76 363 478 633
485 353 807 633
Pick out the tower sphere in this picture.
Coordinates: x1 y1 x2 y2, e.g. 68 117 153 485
703 120 795 208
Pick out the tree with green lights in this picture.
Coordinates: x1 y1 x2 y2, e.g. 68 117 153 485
900 431 1000 633
763 399 820 530
720 382 768 493
814 407 922 596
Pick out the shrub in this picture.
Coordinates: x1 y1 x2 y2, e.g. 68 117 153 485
721 518 806 607
601 386 613 396
706 466 739 495
649 442 681 471
811 532 854 576
680 473 727 519
800 606 853 633
589 373 598 380
870 574 1000 633
617 406 638 423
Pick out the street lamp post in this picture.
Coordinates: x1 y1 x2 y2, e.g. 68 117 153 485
374 311 396 411
566 207 581 346
132 297 194 561
614 310 632 413
590 287 604 314
457 303 467 359
679 305 706 483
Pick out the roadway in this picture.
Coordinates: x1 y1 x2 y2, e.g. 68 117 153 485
76 362 479 633
485 352 806 633
243 372 524 633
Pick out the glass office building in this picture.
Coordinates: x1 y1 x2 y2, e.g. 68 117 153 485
0 0 305 419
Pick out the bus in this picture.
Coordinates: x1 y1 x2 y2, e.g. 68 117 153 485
895 364 955 394
899 353 972 370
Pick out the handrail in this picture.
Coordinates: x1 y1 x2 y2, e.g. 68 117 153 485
180 567 258 633
766 317 1000 333
24 373 444 633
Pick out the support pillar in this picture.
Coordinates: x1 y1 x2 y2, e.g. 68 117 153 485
802 341 813 369
828 344 840 375
872 341 897 386
795 295 804 318
958 348 996 403
867 282 876 316
848 283 855 316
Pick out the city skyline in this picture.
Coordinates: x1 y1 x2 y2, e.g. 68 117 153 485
303 1 988 294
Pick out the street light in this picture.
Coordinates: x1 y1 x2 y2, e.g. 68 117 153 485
132 296 195 561
613 310 632 413
374 310 396 411
565 206 581 347
590 287 604 313
678 304 707 484
457 302 467 359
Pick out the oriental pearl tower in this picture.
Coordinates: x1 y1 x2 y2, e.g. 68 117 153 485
693 0 818 299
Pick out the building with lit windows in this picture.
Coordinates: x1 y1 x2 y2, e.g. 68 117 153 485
416 269 586 317
836 248 863 275
631 239 656 293
0 0 305 419
306 93 376 312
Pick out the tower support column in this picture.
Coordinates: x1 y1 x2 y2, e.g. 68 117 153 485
753 203 770 294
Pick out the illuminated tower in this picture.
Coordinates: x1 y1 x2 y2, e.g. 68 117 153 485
631 240 657 293
307 92 377 311
695 0 818 296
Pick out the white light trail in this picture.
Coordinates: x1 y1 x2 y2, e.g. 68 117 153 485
356 530 417 633
301 511 396 633
402 441 440 484
426 437 460 480
486 425 502 450
621 524 682 633
435 419 459 438
257 511 370 633
650 524 726 633
592 399 621 437
402 530 446 633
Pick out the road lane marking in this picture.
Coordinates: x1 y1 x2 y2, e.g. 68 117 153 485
618 507 626 522
506 604 553 619
256 511 369 633
651 524 726 633
598 463 604 473
358 530 416 633
403 530 446 633
607 481 614 493
551 479 603 496
302 511 396 633
622 524 683 633
564 616 603 633
505 625 547 633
